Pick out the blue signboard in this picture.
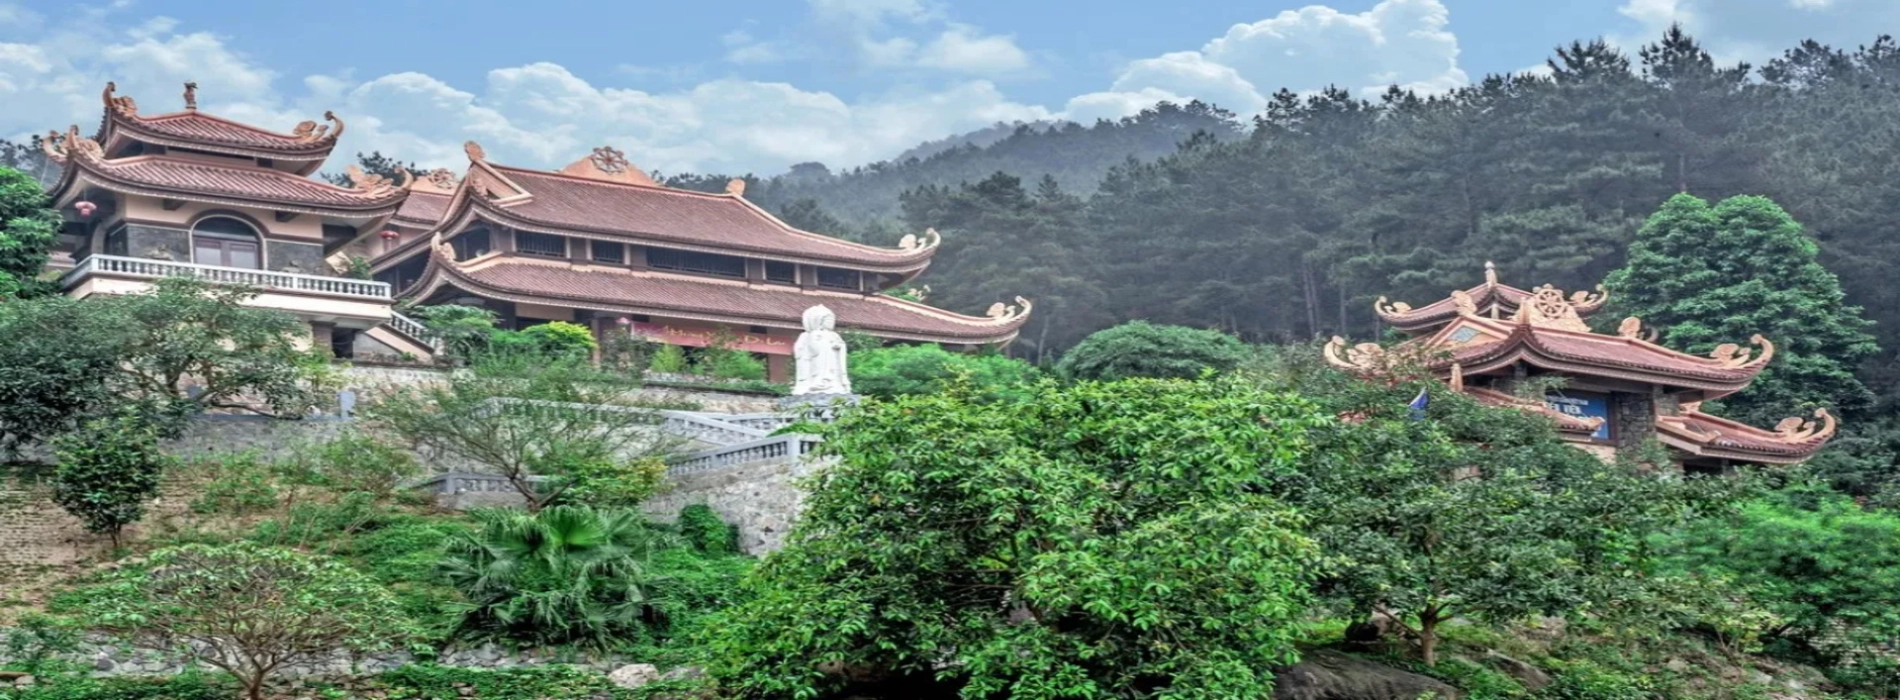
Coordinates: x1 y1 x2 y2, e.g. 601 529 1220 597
1544 392 1612 440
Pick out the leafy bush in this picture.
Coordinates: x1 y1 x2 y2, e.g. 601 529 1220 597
0 296 118 454
1661 489 1900 691
1055 320 1249 381
698 348 767 381
558 454 669 508
49 411 171 545
708 379 1327 698
848 343 1040 400
64 542 416 700
649 344 690 373
676 504 738 555
185 452 279 516
439 506 675 650
408 304 501 364
521 321 599 360
272 429 424 502
363 664 664 699
1 670 235 700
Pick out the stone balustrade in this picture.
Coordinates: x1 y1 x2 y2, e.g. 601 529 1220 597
665 433 822 476
62 255 392 300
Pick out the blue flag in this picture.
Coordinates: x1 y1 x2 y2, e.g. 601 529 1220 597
1406 388 1429 420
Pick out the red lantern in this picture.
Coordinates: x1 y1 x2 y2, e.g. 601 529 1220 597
379 229 400 252
74 201 96 218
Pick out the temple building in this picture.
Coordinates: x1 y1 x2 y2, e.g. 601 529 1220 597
1325 263 1837 472
38 83 1032 377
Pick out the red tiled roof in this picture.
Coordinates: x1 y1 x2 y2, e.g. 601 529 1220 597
394 191 451 225
1465 387 1604 435
114 111 336 155
1657 407 1835 463
479 165 935 270
413 252 1028 344
1431 319 1767 388
68 155 405 213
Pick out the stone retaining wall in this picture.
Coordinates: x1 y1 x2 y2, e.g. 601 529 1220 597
339 365 783 414
642 455 830 554
0 636 636 678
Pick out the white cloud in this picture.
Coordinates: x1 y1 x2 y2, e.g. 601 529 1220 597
1067 0 1468 121
1614 0 1900 64
916 24 1031 74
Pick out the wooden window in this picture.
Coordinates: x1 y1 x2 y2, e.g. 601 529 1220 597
764 260 796 284
190 217 261 269
516 231 567 258
450 228 491 261
816 266 862 291
647 247 747 278
591 240 625 264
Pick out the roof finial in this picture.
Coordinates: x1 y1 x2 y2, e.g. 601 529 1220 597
183 81 198 110
1484 260 1498 286
464 140 486 162
725 178 746 197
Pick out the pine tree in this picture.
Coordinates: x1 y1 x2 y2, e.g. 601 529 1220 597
1606 193 1879 424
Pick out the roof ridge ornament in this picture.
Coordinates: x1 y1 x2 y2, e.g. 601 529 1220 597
725 178 746 196
1510 285 1592 332
1484 260 1498 286
1774 408 1837 443
1709 334 1774 369
589 146 630 174
984 296 1032 322
183 81 198 111
465 141 487 162
1451 290 1477 316
103 81 137 117
898 228 942 251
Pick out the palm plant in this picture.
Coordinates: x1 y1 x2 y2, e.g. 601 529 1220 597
439 505 676 650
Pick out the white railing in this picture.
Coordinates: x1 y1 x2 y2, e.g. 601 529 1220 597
660 410 769 446
722 413 799 433
666 433 823 476
64 254 392 300
384 311 443 350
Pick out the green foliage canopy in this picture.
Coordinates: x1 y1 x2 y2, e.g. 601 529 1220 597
0 296 119 454
1056 321 1249 382
709 379 1327 699
49 411 172 546
1606 193 1879 424
848 343 1040 401
0 165 57 299
68 542 416 700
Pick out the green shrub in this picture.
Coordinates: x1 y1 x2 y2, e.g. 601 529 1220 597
676 504 738 554
1 670 235 700
439 506 675 650
1533 660 1660 699
849 343 1040 401
649 344 690 373
521 321 599 360
699 348 766 381
274 430 424 501
365 664 642 699
1056 320 1249 381
49 411 171 545
66 542 417 700
185 452 279 516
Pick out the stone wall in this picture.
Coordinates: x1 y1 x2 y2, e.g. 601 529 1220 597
338 364 783 413
120 224 190 262
642 455 829 554
0 418 345 579
265 240 326 274
0 636 637 679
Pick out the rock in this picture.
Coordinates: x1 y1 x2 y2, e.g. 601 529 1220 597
11 674 34 687
609 663 662 689
1272 649 1463 700
93 655 117 672
1481 651 1551 690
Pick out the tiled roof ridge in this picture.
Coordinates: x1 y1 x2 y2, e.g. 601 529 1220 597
424 246 1030 330
485 161 937 260
48 125 406 213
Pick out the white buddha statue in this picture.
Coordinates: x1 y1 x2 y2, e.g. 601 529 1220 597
793 305 852 396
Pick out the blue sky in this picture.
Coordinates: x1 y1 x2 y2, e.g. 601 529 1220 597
2 0 1895 175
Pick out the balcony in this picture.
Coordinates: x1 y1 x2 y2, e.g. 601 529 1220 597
61 254 395 328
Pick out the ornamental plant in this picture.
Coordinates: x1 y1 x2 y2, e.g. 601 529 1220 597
69 542 417 700
520 320 599 361
438 505 674 650
49 411 172 546
708 378 1327 698
848 343 1040 401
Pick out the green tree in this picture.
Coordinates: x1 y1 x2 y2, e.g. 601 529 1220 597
70 542 416 700
1662 489 1900 691
1606 193 1879 424
0 296 119 454
0 165 59 299
1056 321 1249 381
848 343 1040 401
408 304 502 365
709 379 1326 698
92 277 339 427
439 505 673 650
1251 347 1729 666
49 411 172 546
365 356 682 512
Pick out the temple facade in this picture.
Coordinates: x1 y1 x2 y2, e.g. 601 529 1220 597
1325 263 1836 472
39 83 1032 377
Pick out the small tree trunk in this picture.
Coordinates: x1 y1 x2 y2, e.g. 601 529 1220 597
1419 614 1440 667
245 670 268 700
